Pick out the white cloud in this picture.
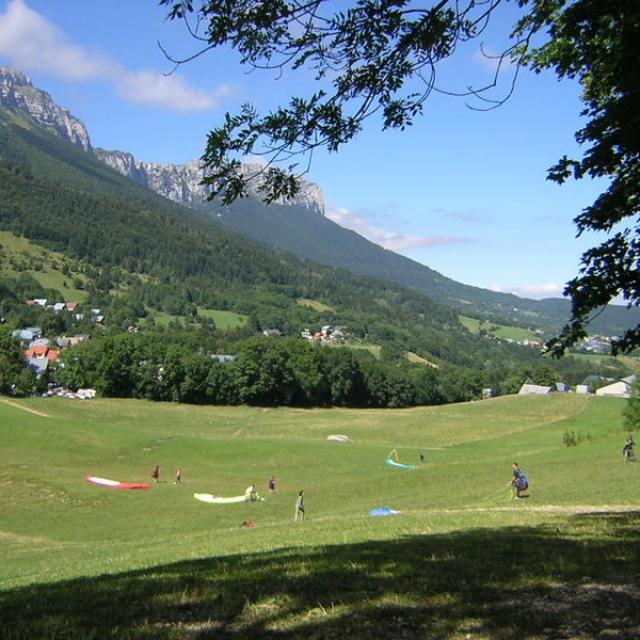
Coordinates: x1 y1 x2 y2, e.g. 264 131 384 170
491 282 566 299
0 0 228 112
326 206 469 251
116 70 233 111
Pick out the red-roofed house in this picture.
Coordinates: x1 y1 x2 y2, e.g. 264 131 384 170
30 344 49 357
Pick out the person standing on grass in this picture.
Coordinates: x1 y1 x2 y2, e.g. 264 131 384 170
509 462 528 499
623 435 635 462
151 465 160 483
268 475 277 494
174 468 182 484
294 490 305 521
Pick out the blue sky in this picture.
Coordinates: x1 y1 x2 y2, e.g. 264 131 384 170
0 0 609 300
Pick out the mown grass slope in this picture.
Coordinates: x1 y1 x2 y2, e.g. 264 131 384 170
1 395 638 638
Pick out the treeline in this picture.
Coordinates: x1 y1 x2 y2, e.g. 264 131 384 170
56 333 453 407
51 330 624 409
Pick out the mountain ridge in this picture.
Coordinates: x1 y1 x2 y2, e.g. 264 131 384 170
0 66 324 214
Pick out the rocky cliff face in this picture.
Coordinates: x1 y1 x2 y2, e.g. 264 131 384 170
95 151 326 214
94 150 214 205
0 66 325 214
0 67 91 151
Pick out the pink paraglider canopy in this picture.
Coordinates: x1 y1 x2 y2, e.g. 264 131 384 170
85 475 150 490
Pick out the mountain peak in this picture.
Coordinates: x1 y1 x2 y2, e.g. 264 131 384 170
0 67 31 85
0 66 324 214
0 66 91 151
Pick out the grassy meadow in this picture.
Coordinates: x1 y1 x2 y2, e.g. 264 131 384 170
459 315 540 343
0 231 90 301
152 308 248 330
1 394 639 639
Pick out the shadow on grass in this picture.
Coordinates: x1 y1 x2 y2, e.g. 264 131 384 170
2 512 640 639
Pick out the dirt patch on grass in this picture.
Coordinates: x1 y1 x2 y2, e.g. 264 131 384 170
0 398 50 417
0 529 56 545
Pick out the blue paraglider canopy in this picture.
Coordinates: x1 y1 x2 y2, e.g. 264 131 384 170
369 507 400 517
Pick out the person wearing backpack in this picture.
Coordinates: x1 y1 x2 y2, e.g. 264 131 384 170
509 462 528 499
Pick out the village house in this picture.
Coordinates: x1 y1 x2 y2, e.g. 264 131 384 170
27 356 49 378
303 325 349 343
55 335 90 348
11 327 42 342
24 342 60 363
211 354 237 363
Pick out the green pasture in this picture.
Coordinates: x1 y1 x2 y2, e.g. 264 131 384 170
459 315 540 342
197 307 248 329
151 307 247 329
569 352 640 372
296 298 336 313
1 394 639 638
0 231 90 301
406 351 438 367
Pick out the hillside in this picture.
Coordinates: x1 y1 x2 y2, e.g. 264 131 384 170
2 98 594 406
206 200 640 337
2 66 638 339
1 71 636 407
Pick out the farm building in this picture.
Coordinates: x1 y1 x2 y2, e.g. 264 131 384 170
518 384 553 395
595 380 634 398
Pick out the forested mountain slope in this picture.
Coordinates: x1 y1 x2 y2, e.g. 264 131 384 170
0 104 515 369
208 200 640 337
1 100 633 407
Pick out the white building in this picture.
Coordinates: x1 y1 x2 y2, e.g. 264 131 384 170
595 380 633 398
518 384 553 395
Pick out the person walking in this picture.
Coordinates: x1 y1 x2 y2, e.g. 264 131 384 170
294 490 305 521
268 476 277 494
151 465 160 483
174 468 182 484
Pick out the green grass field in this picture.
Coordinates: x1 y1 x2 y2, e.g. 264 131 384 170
151 307 248 329
459 315 540 342
296 298 336 313
1 394 639 639
0 231 90 301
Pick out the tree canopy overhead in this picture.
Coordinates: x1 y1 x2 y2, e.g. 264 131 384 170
161 0 640 353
